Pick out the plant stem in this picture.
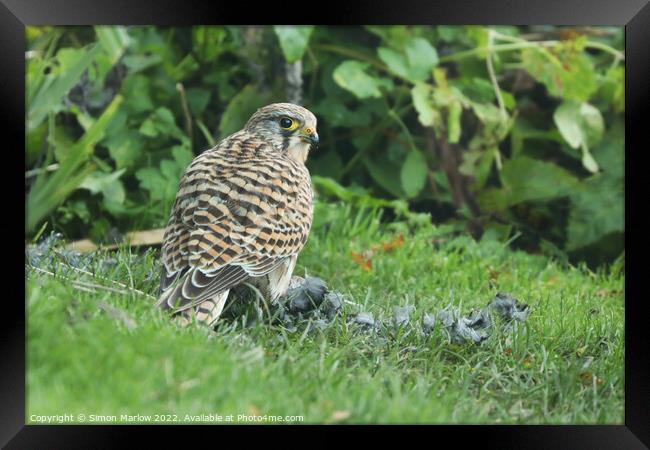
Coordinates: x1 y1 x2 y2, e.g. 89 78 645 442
25 163 60 178
176 83 193 144
313 44 389 73
196 120 216 147
584 41 625 60
387 109 417 152
486 30 507 119
340 117 390 177
494 29 625 60
439 39 624 63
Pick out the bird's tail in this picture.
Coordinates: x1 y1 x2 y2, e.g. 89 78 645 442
170 290 230 328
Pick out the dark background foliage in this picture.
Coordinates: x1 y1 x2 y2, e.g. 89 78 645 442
25 25 624 266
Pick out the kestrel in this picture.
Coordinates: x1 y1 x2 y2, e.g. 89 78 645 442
156 103 318 326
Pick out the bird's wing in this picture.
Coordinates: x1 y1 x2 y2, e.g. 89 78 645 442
157 135 313 311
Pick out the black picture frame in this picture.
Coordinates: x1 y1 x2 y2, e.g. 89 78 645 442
6 0 648 447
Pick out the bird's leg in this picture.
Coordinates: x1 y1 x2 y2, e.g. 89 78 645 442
170 291 229 328
171 310 193 328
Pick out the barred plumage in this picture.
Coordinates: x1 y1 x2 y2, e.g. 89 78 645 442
156 103 318 326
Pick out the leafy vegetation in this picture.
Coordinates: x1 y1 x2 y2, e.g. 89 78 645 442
26 205 624 424
25 25 624 265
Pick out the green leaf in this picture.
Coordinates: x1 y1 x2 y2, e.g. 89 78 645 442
437 26 466 43
598 65 625 113
311 176 354 202
501 91 516 110
363 156 404 198
592 119 624 180
122 53 162 73
476 148 496 189
404 37 438 81
521 44 597 102
135 167 166 201
466 26 489 49
273 26 314 63
478 156 579 210
160 159 179 180
57 200 91 225
459 150 480 177
49 121 77 163
366 26 411 49
400 150 428 198
553 101 604 149
75 95 125 157
171 145 194 169
192 27 227 61
89 218 112 243
80 169 127 204
121 74 153 113
136 165 180 203
185 88 212 116
332 61 383 99
470 102 502 127
135 142 192 214
104 131 143 169
447 101 462 143
94 26 130 64
553 101 604 173
310 151 343 180
27 44 102 131
85 52 113 93
553 102 583 148
567 174 623 250
377 47 410 80
379 38 438 82
578 103 605 148
313 98 372 128
411 83 435 126
27 122 47 165
218 84 270 138
139 107 188 144
581 147 600 174
452 77 495 103
169 54 200 81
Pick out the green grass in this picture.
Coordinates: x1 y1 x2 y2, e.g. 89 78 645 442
26 203 624 424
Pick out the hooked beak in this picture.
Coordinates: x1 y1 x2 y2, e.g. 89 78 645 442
300 128 319 148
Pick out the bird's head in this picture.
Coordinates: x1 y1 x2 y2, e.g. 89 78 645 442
244 103 318 163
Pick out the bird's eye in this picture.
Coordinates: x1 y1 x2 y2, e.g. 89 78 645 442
279 117 295 130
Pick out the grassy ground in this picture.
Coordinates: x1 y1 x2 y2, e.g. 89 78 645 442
26 203 624 424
